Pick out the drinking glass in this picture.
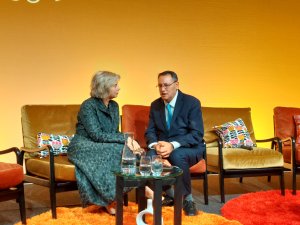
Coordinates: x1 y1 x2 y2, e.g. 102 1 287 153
151 155 163 176
139 156 151 176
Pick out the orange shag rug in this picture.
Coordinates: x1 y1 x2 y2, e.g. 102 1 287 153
222 190 300 225
15 202 241 225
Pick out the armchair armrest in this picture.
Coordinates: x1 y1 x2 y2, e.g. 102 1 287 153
281 137 293 145
256 137 279 143
20 145 54 163
0 147 20 155
205 137 218 144
282 137 297 166
20 145 56 184
256 137 283 153
20 146 49 153
0 147 23 165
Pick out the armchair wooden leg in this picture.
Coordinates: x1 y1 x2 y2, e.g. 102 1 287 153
203 172 208 205
267 176 271 182
280 171 285 196
239 177 243 183
49 185 57 219
219 173 225 203
18 184 26 224
292 166 297 195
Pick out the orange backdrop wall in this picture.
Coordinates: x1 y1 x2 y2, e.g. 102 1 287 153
1 0 300 162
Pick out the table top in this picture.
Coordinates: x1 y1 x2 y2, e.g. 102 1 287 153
115 166 183 180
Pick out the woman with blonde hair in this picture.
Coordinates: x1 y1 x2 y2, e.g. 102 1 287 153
68 71 140 214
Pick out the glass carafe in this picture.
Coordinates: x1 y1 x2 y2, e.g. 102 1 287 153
121 132 136 175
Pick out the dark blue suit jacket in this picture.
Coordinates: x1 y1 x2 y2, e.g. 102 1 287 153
145 90 205 152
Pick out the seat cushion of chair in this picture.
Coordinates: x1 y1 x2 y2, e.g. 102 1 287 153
25 155 76 182
189 159 206 173
207 147 284 170
0 162 24 189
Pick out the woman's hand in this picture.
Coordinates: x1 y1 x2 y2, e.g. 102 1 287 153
127 137 144 155
132 139 140 151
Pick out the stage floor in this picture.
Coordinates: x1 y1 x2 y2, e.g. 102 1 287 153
0 171 298 225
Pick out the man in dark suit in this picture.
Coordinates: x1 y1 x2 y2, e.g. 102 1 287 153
145 70 205 216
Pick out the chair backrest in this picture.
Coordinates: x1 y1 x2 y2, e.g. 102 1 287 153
202 107 256 144
121 105 150 149
21 105 80 149
121 104 256 147
273 106 300 139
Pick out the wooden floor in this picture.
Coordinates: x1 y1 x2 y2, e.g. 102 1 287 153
0 171 298 225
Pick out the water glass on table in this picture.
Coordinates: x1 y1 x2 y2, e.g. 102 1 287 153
139 156 151 176
151 155 163 176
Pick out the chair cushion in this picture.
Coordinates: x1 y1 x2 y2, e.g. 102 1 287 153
189 159 206 173
25 155 76 181
214 118 254 148
207 147 283 170
0 162 24 189
37 132 74 157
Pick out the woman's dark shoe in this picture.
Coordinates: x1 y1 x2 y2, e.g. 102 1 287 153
162 195 174 206
183 200 197 216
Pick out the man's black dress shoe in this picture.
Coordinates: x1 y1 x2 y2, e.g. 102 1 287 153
183 200 197 216
162 195 174 206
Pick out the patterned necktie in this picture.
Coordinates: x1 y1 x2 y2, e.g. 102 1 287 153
166 103 173 129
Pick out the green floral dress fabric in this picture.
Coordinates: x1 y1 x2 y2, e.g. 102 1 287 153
68 97 125 207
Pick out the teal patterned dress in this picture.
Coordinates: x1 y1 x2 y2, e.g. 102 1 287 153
68 97 125 207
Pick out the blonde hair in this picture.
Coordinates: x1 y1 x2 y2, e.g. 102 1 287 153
90 71 120 99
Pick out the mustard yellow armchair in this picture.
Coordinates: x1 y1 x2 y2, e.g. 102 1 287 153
20 105 80 219
202 107 285 203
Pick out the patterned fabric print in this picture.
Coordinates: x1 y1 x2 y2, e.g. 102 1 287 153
67 97 126 207
37 132 74 157
214 118 254 148
70 138 125 207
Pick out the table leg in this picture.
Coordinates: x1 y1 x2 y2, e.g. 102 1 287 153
116 176 124 225
174 174 183 225
153 179 163 225
137 186 146 222
137 186 146 212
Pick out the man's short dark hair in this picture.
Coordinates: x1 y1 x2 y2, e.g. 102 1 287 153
158 70 178 81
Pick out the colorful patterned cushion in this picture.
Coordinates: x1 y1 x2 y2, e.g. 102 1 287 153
37 132 74 157
214 118 254 148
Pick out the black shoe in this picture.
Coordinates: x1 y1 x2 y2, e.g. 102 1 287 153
183 200 197 216
162 195 174 206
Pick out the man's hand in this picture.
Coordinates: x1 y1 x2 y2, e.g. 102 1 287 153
155 141 173 158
